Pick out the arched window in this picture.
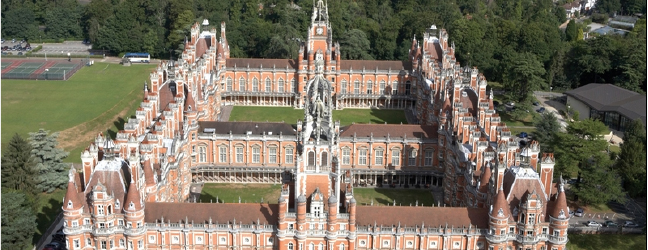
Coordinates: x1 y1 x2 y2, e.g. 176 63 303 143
265 77 271 92
341 80 348 94
367 80 373 94
339 244 345 250
358 148 367 165
290 78 296 92
379 80 386 95
308 151 315 166
288 243 294 250
199 146 207 162
239 77 246 92
342 147 350 165
219 146 228 163
226 77 233 91
392 80 398 95
285 146 294 164
278 78 285 92
391 148 400 166
309 243 315 250
253 78 259 92
321 151 328 167
375 148 384 165
269 146 277 164
405 81 411 95
409 148 417 166
354 80 360 94
252 146 261 163
424 149 434 166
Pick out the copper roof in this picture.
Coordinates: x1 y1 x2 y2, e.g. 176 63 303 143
340 60 412 71
356 206 489 228
340 124 437 139
144 202 279 225
225 58 298 70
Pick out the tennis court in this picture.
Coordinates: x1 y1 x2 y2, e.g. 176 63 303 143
1 60 84 80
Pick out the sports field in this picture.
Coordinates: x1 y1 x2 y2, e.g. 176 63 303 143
229 106 408 126
199 183 282 204
1 62 157 161
1 59 82 80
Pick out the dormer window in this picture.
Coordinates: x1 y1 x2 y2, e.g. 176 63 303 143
67 200 73 209
129 201 135 210
115 200 120 209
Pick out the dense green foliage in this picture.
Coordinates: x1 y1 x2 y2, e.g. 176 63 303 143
2 0 645 92
532 112 561 152
615 119 647 198
1 190 38 250
29 129 69 193
1 134 39 196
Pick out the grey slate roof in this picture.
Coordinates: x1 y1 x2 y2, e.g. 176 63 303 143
565 84 646 125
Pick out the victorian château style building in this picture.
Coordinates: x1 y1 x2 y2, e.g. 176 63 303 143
62 1 569 250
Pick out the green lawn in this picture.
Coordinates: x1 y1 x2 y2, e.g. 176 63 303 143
567 234 646 250
229 106 408 126
2 62 156 161
353 188 435 206
510 127 537 136
199 183 282 204
33 189 66 245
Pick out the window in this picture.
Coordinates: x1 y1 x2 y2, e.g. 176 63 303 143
424 149 433 166
72 220 78 227
430 241 437 247
342 148 350 165
542 227 548 234
86 238 92 246
119 239 125 248
528 213 536 224
409 148 417 166
359 240 367 246
269 147 277 163
379 80 386 94
358 149 367 165
391 149 400 166
405 81 411 95
321 151 328 167
341 80 347 94
99 223 105 229
291 78 296 92
375 148 383 165
383 240 390 247
172 236 180 244
288 243 294 250
553 230 560 237
138 240 143 248
97 205 104 215
74 239 80 249
367 80 373 94
509 226 515 234
310 243 315 250
392 80 398 95
195 236 203 244
453 241 461 249
406 241 414 248
219 146 227 163
267 237 274 245
129 241 133 249
354 80 360 94
219 237 226 244
265 78 272 92
115 200 120 209
340 244 346 250
278 78 285 92
101 240 107 250
252 147 260 163
118 219 123 226
477 241 485 249
308 151 315 166
236 146 244 163
285 148 294 164
239 77 246 91
226 77 233 91
253 78 259 92
199 146 206 162
149 235 156 243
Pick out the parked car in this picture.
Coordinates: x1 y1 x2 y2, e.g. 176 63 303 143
574 208 584 217
569 210 575 218
42 241 65 250
533 101 539 106
624 221 639 227
567 178 577 185
519 132 528 138
586 221 602 227
536 107 546 113
604 221 619 227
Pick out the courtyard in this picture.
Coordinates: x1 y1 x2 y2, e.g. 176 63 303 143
228 106 408 126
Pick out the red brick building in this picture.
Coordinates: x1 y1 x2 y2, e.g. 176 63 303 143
62 1 569 250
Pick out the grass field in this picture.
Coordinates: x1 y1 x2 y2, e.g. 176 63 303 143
353 188 435 206
1 62 156 161
567 234 646 250
199 183 282 204
229 106 408 126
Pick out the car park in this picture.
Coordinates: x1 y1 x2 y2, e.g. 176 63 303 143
586 221 602 227
574 208 584 217
605 221 618 227
42 241 65 250
536 107 546 113
624 221 639 227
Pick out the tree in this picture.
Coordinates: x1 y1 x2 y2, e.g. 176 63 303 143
1 134 38 195
553 119 609 175
572 152 626 205
339 29 373 60
502 52 546 104
565 20 579 42
29 129 69 193
44 7 83 39
1 191 37 250
532 111 561 152
1 8 40 40
596 0 622 15
615 119 647 197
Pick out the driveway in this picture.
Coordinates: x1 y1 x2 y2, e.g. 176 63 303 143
533 91 568 131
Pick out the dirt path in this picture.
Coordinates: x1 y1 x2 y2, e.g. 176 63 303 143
57 89 138 150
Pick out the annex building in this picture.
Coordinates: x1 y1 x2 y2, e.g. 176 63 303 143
62 1 569 250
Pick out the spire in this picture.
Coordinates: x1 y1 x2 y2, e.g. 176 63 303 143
550 181 568 219
478 162 491 193
490 187 510 219
64 168 82 210
124 177 143 212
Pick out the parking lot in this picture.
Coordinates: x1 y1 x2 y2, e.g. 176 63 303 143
32 41 93 55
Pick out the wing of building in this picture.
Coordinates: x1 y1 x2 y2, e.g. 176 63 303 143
62 1 569 250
